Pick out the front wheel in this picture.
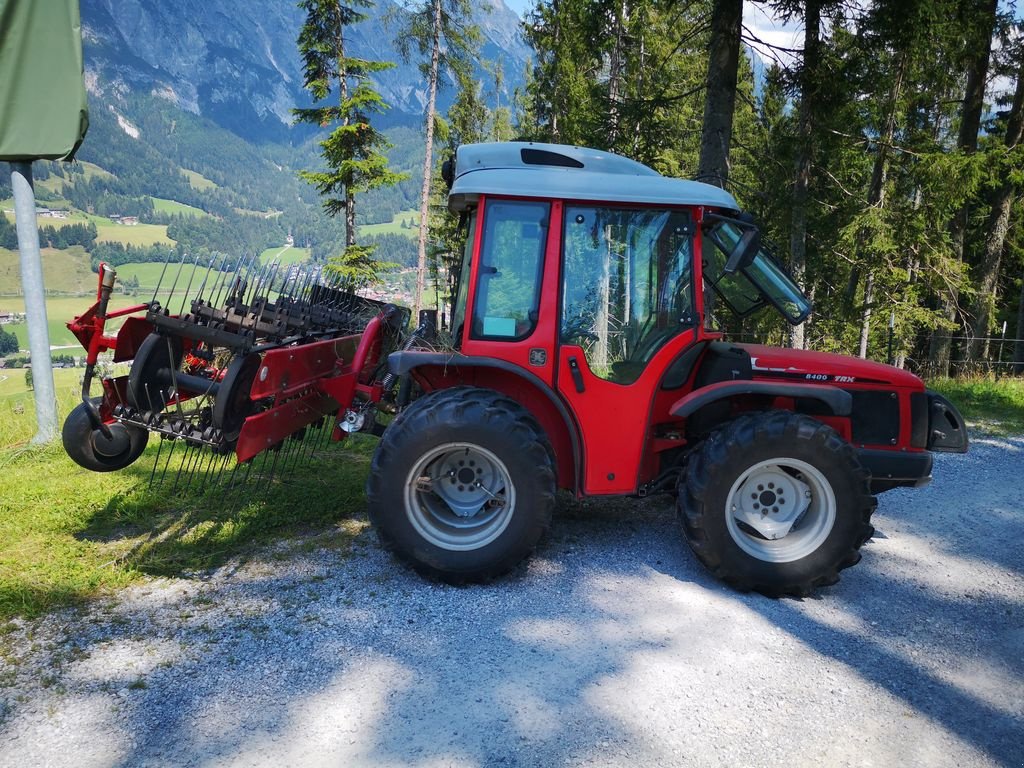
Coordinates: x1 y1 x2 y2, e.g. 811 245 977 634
367 387 556 583
678 411 876 596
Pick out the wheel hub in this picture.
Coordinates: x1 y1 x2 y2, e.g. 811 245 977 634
732 465 810 541
724 457 838 564
404 443 517 551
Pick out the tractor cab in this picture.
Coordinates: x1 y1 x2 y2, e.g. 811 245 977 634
428 142 819 496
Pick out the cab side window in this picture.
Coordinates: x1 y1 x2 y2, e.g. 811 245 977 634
470 200 550 341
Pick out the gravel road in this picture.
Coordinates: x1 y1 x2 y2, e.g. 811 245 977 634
1 433 1022 768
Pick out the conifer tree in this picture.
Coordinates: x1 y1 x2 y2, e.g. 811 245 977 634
398 0 479 317
293 0 404 290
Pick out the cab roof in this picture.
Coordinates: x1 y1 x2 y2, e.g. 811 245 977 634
447 142 740 213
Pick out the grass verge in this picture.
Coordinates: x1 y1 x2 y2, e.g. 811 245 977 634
0 434 376 620
927 376 1024 436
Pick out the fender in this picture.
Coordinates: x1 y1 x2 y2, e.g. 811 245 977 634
670 380 853 418
388 350 583 491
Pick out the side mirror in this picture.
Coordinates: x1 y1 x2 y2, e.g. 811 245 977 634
723 226 761 274
705 212 761 274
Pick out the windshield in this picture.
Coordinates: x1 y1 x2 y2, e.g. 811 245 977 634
703 219 811 324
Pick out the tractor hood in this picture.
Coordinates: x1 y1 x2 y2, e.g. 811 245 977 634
738 344 923 389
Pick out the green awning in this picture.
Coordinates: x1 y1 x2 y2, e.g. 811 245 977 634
0 0 89 161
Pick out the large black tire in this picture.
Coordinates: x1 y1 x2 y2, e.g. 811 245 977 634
678 410 876 597
367 386 556 583
62 400 149 472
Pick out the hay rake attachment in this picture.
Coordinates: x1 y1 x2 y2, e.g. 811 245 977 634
63 257 412 492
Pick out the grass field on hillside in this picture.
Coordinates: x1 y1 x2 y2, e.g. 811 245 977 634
4 210 176 249
259 245 311 265
0 294 153 350
182 168 217 190
0 367 82 425
359 209 419 238
152 197 208 217
76 161 115 181
96 222 173 247
0 245 96 295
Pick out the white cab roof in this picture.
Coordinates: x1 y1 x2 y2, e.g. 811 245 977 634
448 142 740 213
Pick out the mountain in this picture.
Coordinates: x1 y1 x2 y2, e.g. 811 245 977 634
80 0 532 144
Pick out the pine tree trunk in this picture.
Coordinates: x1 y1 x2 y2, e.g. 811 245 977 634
334 5 355 250
859 272 873 359
415 0 443 320
788 0 821 350
928 0 997 376
967 55 1024 364
697 0 742 189
606 0 629 147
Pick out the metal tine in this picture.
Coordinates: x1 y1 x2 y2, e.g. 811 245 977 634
148 433 165 488
239 260 265 316
192 445 217 494
209 252 237 310
283 429 306 475
157 437 179 488
230 251 259 307
297 418 326 472
220 256 247 309
193 254 220 307
150 257 172 306
163 251 189 311
194 450 213 495
225 458 257 516
205 450 232 494
297 426 317 469
180 441 206 494
255 261 277 311
170 442 193 495
178 252 204 315
246 258 272 307
262 443 283 490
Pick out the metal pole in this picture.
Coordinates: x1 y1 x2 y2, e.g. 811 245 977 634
10 161 57 443
998 320 1007 378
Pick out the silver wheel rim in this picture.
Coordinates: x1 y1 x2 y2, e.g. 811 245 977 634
404 442 516 551
725 457 836 563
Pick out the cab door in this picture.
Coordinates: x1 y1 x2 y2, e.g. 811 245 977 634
555 205 700 494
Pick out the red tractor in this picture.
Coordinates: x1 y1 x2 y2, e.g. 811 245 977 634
62 142 968 596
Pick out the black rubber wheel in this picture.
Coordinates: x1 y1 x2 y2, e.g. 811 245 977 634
62 400 149 472
127 333 183 412
678 410 876 597
212 352 261 440
367 386 556 583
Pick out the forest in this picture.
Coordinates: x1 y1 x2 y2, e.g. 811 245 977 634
496 0 1023 377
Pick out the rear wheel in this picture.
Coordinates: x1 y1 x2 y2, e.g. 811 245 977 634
678 410 875 596
367 387 556 583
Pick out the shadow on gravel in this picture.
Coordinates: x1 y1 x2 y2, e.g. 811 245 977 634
748 572 1023 766
7 439 1020 767
883 435 1024 578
